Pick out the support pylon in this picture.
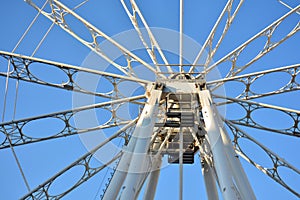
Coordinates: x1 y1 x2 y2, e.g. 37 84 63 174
103 77 255 200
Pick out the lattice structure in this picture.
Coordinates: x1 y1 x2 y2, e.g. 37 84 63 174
0 0 299 200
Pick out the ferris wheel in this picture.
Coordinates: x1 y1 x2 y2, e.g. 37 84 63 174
0 0 299 199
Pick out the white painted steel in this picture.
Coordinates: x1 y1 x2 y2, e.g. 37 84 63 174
219 126 256 200
143 155 162 200
179 128 183 200
102 146 135 200
199 90 244 200
120 0 172 73
119 88 162 200
202 159 219 200
179 0 184 73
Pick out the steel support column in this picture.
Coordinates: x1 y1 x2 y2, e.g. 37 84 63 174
143 155 162 200
199 90 256 200
202 159 219 200
119 88 162 200
219 125 256 199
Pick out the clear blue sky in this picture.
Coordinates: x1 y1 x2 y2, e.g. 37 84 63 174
0 0 299 199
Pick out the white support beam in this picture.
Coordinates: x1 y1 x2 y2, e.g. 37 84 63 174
179 0 184 73
102 145 136 200
219 125 256 199
179 128 183 200
103 87 162 199
199 90 255 200
117 88 162 200
143 155 162 200
202 159 219 200
143 129 173 199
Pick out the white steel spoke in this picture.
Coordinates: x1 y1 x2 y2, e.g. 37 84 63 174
179 0 184 74
20 121 136 200
179 1 184 198
190 0 244 74
0 95 144 148
0 51 150 99
278 0 300 15
25 0 160 77
208 63 300 100
225 120 300 198
120 0 172 73
206 4 300 80
0 51 149 99
215 95 300 137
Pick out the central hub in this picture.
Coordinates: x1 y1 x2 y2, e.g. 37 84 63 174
150 77 206 164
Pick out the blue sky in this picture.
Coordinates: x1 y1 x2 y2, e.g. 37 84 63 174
0 0 299 199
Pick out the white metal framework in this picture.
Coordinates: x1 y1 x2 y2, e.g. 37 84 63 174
0 0 299 199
